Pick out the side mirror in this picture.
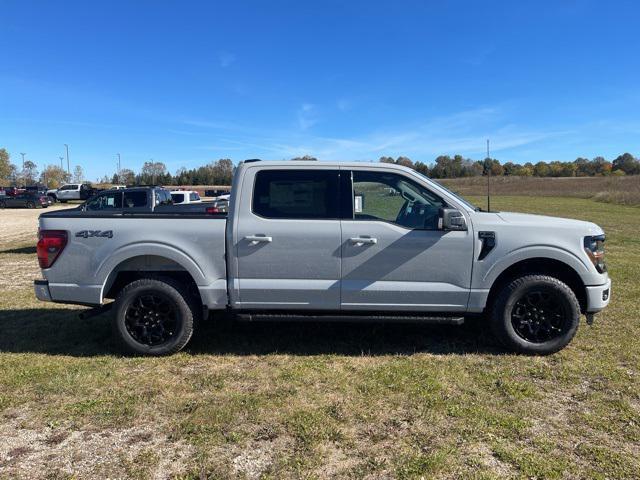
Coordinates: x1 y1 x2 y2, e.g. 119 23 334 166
439 208 467 231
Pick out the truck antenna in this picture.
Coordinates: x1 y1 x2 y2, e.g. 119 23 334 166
486 138 491 212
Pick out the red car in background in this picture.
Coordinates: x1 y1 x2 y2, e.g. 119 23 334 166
0 186 26 197
0 192 49 209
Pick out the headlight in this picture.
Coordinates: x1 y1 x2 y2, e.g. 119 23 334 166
584 234 606 273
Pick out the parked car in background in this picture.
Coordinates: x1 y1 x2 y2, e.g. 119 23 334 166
2 186 25 197
34 160 611 356
170 190 202 204
76 186 218 214
1 192 49 209
50 183 96 203
204 188 231 198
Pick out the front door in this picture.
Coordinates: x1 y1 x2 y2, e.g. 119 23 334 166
340 169 474 312
235 168 342 310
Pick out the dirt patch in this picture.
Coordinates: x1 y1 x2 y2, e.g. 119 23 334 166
0 205 74 249
0 409 195 479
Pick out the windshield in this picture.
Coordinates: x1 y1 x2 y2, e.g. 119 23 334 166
412 171 479 211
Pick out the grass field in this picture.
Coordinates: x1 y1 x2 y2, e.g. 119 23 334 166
0 197 639 479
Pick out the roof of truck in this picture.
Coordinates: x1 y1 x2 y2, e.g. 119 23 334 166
240 160 417 171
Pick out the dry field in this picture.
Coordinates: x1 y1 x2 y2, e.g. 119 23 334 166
438 175 640 206
0 197 638 479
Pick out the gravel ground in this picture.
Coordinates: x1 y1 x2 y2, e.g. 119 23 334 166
0 204 74 247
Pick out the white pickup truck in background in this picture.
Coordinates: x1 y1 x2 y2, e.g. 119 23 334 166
170 190 202 204
34 160 611 356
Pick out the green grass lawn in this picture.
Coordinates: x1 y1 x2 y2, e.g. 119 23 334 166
0 197 638 479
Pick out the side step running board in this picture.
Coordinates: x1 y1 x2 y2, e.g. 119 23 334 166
236 313 464 325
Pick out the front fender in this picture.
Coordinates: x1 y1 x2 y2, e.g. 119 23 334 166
479 245 596 287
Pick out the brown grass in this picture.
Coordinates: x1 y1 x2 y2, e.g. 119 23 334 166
438 175 640 206
1 196 639 478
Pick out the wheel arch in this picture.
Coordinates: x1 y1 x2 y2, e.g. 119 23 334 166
101 254 202 305
485 257 588 314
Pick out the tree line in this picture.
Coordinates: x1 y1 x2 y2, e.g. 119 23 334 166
1 148 639 189
378 153 640 178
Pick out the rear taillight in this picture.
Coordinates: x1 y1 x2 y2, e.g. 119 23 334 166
37 230 68 268
205 206 220 214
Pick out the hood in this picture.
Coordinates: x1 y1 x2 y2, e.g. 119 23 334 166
495 211 603 235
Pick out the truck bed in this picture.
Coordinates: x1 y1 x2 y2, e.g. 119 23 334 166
38 209 228 309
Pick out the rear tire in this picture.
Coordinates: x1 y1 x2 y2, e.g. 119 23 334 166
491 274 580 355
26 201 35 209
0 200 5 209
113 277 196 356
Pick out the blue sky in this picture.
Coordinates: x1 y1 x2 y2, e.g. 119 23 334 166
1 0 639 180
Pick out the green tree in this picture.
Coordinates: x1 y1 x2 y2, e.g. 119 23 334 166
140 161 168 185
534 161 550 177
22 160 38 185
414 161 429 176
0 148 12 182
73 165 84 183
39 165 67 188
612 153 639 175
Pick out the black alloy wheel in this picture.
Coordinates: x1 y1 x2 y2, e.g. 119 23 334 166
124 292 179 347
491 274 581 355
113 277 196 356
510 288 570 343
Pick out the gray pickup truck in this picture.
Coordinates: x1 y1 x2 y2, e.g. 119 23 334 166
34 161 611 356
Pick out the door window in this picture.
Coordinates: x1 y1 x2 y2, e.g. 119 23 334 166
351 171 445 229
252 170 339 219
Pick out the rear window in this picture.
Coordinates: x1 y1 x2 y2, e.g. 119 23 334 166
171 192 185 204
252 169 339 219
85 191 123 211
123 191 147 208
189 192 200 201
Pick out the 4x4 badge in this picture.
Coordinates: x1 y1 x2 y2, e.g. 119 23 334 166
75 230 113 239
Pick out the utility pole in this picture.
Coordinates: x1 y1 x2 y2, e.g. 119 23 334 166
59 156 64 170
486 139 491 213
20 152 26 171
64 144 70 177
117 153 121 183
150 158 155 185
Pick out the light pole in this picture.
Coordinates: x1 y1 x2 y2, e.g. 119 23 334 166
64 144 70 177
59 156 64 170
117 153 121 183
20 153 26 171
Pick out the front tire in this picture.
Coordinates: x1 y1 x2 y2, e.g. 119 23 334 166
26 201 35 209
491 275 580 355
113 277 195 356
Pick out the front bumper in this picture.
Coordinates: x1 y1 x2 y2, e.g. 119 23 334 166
585 278 611 313
34 279 52 302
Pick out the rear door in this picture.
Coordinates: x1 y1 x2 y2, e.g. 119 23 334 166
234 168 342 309
340 168 474 312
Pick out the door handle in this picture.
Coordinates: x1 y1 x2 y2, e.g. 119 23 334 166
349 237 377 245
245 235 273 244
